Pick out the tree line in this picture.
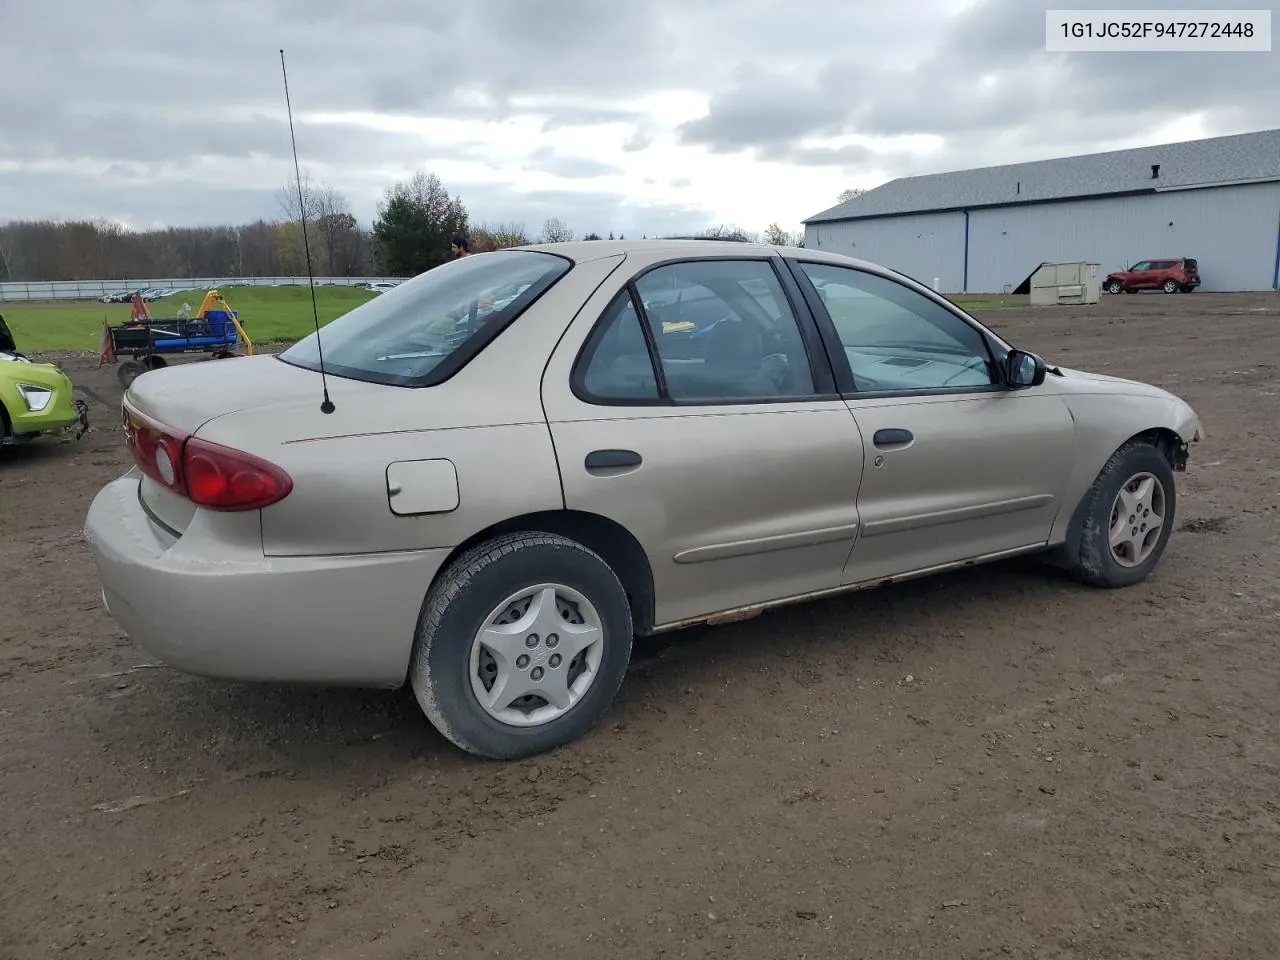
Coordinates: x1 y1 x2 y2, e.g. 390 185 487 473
0 168 806 283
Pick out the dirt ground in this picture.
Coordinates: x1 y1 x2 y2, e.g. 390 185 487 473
2 291 1279 960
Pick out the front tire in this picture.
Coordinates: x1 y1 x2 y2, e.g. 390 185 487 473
1105 280 1124 294
409 532 634 759
1062 440 1177 588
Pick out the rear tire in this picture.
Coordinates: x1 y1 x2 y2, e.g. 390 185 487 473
1162 279 1178 293
1061 440 1177 588
409 532 634 759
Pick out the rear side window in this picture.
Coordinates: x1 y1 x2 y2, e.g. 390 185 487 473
280 250 570 387
574 290 661 401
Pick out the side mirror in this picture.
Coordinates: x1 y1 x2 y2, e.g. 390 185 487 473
1005 349 1046 388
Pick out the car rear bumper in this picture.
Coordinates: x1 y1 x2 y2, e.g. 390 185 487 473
83 474 450 687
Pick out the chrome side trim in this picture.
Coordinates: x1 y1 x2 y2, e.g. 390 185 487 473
672 522 861 564
859 494 1055 538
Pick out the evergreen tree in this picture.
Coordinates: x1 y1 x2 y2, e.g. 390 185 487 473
371 171 468 275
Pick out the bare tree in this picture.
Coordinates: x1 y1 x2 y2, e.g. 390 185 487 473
837 187 865 203
694 224 759 243
276 169 326 223
540 217 575 243
475 221 531 249
0 222 20 281
763 222 804 246
276 172 360 276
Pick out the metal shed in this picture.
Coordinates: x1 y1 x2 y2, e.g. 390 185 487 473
1028 261 1101 305
803 128 1280 293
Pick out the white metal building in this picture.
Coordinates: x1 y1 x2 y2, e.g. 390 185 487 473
802 128 1280 294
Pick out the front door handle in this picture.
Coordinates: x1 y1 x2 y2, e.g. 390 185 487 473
585 449 642 472
873 428 913 448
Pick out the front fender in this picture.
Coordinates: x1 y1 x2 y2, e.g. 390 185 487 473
1048 390 1203 545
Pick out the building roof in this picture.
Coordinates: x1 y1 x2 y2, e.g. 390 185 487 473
804 128 1280 224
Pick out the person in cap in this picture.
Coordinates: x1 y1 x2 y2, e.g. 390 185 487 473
450 233 472 259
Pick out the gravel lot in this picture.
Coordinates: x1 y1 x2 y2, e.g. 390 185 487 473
2 291 1278 960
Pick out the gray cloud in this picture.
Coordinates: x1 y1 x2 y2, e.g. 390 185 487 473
622 129 655 152
675 0 1279 175
457 186 716 239
0 170 280 228
525 147 623 180
2 0 1276 237
676 65 848 152
541 106 643 132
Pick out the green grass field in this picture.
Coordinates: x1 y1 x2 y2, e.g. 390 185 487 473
948 295 1028 310
1 285 378 353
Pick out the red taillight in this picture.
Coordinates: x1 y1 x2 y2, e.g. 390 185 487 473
124 407 188 492
182 437 293 511
122 405 292 511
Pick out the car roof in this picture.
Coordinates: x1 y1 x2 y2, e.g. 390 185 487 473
509 238 881 271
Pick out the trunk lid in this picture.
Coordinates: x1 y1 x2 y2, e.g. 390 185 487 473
124 354 324 436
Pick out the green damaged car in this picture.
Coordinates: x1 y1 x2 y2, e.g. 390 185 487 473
0 315 89 446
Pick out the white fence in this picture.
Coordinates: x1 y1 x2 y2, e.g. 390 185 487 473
0 276 410 303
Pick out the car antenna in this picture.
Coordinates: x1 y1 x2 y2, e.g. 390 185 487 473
279 48 334 414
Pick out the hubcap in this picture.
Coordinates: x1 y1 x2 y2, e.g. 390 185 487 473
469 583 604 727
1108 472 1166 567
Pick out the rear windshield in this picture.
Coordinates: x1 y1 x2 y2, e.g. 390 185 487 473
1183 258 1198 270
279 250 571 387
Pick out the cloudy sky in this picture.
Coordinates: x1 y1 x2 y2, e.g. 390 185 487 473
1 0 1276 238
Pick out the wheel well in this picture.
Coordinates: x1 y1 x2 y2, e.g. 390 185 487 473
0 400 10 436
1129 426 1189 471
443 510 657 634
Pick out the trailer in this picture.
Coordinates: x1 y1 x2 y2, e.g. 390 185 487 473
100 290 254 389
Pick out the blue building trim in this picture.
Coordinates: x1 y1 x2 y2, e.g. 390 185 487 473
1273 209 1280 290
962 210 970 293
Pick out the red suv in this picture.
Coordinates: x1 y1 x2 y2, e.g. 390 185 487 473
1104 258 1200 294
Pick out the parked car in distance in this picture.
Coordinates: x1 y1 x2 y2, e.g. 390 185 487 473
1104 258 1200 294
83 240 1204 760
367 281 399 294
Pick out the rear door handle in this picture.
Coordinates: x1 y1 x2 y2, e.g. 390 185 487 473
585 449 642 471
873 428 913 448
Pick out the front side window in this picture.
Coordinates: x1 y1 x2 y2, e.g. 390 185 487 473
795 262 997 392
280 250 570 386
